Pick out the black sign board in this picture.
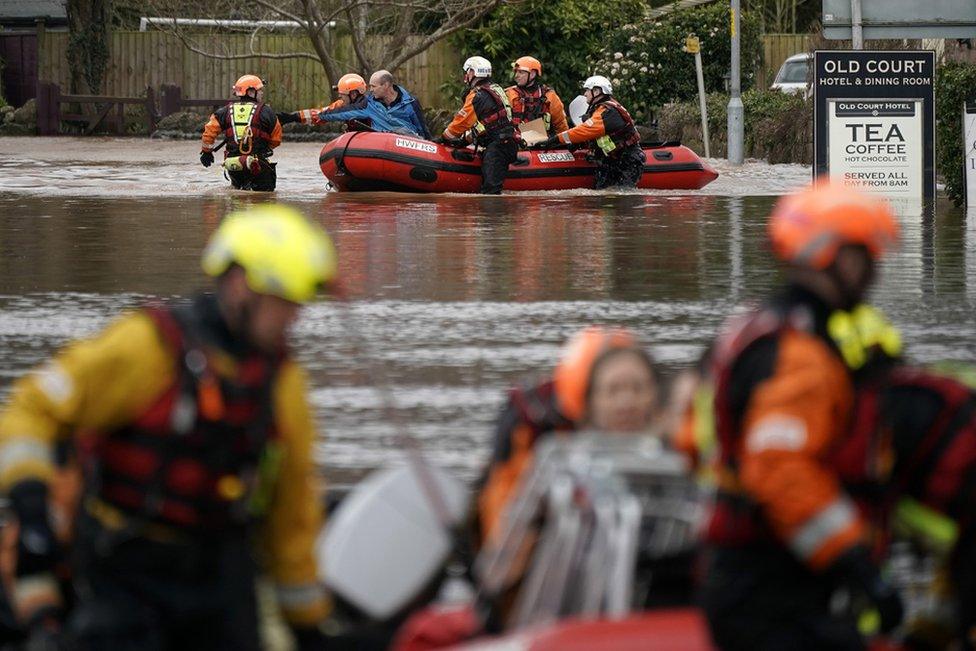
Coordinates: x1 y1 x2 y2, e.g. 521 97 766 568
814 50 935 199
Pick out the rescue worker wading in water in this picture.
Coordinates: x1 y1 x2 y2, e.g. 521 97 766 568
0 205 334 650
441 56 519 195
699 184 904 650
505 56 568 138
277 72 370 132
200 75 283 192
541 75 644 189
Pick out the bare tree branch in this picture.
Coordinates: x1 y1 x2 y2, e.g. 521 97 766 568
388 0 505 71
171 26 321 62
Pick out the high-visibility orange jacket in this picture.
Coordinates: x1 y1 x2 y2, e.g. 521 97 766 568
554 96 640 156
705 285 866 571
477 379 573 540
443 81 516 145
0 300 328 625
504 84 568 135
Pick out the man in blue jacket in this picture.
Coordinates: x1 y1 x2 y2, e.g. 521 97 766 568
318 70 430 139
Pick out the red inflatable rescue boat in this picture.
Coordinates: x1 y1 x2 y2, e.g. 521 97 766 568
319 131 718 193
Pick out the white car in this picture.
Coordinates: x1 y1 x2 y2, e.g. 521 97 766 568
770 52 812 97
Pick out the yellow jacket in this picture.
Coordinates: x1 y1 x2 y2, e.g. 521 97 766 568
0 310 329 625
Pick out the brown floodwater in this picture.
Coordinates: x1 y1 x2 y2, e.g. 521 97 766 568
0 138 974 485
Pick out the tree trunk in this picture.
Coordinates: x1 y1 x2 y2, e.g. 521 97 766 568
66 0 112 95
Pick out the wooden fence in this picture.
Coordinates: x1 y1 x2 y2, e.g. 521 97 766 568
758 33 813 89
32 30 814 114
37 30 461 110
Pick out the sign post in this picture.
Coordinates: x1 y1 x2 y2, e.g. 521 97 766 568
964 102 976 206
684 35 710 158
814 50 935 200
727 0 743 165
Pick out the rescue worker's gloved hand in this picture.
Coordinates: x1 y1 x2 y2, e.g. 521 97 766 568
200 150 214 167
831 545 904 634
538 135 560 149
9 480 58 577
276 111 299 125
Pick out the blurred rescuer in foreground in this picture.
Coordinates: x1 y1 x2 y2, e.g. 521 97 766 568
0 204 336 649
477 326 663 541
697 183 904 650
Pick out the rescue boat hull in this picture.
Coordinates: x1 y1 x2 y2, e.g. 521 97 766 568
319 132 718 193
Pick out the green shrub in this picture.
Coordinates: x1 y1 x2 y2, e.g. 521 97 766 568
657 89 811 163
935 61 976 206
589 3 763 121
456 0 645 103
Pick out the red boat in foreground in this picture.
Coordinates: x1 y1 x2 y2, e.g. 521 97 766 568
319 132 718 193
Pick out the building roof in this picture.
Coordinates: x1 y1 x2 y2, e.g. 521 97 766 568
0 0 67 21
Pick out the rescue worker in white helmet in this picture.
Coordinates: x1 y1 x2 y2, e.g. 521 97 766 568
200 74 283 191
505 56 568 137
0 205 335 649
441 56 519 194
541 75 645 189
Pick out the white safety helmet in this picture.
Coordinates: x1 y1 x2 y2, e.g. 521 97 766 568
462 56 493 79
583 75 613 96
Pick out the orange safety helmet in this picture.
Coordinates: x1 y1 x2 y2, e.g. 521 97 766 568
553 326 638 423
233 74 264 96
334 73 367 95
768 183 899 269
512 56 542 76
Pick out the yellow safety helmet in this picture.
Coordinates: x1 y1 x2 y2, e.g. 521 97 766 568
201 204 338 304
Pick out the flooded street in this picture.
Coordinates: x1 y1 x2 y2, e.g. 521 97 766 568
1 137 974 485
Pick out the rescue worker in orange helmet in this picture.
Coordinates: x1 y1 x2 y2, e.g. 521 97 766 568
698 184 903 650
540 75 644 189
477 326 662 541
277 73 371 132
200 74 283 191
441 56 519 195
0 205 336 649
505 56 568 137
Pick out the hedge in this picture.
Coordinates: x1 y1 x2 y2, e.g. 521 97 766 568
935 61 976 206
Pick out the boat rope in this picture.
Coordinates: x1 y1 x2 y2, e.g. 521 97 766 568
336 130 367 176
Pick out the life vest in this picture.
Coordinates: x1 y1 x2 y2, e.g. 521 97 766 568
511 84 553 132
220 101 273 156
93 304 284 532
472 83 516 143
584 97 641 157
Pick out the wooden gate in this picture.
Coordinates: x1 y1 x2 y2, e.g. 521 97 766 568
0 34 38 107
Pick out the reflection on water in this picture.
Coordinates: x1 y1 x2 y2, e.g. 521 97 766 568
0 193 973 483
